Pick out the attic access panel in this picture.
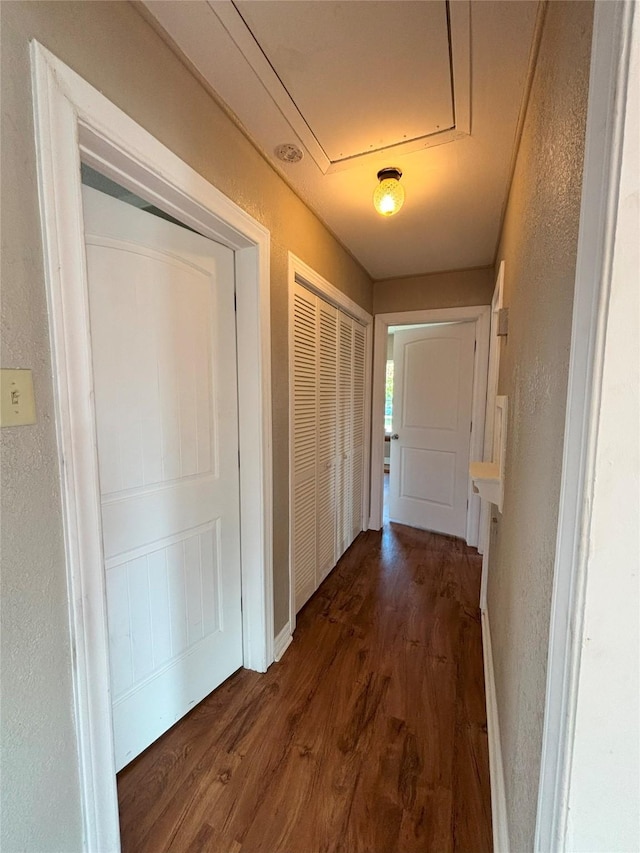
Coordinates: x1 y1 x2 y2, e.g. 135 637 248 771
230 0 457 169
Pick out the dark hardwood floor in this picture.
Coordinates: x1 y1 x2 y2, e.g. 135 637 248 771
117 522 492 852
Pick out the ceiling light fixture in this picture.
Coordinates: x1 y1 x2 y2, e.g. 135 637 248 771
373 167 405 217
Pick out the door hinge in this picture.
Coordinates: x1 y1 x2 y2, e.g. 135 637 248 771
238 449 241 468
470 420 473 433
474 339 477 352
233 290 238 312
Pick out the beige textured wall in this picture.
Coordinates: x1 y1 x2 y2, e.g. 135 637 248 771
486 2 594 850
0 2 372 849
373 266 494 314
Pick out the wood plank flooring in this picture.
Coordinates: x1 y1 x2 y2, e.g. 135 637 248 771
117 523 492 852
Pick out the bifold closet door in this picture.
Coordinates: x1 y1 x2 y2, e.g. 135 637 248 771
317 300 338 583
292 285 318 611
292 281 367 613
351 322 366 542
336 314 353 558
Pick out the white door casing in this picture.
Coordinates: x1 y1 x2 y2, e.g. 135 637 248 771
83 186 244 770
369 306 489 542
389 322 476 537
479 262 504 607
32 42 272 853
536 2 638 848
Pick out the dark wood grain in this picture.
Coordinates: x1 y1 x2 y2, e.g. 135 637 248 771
117 523 492 852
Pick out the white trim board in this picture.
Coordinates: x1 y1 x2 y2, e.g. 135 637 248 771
31 41 274 853
369 305 490 546
289 253 373 326
287 253 373 635
535 2 637 849
479 262 505 608
273 623 294 663
482 607 510 853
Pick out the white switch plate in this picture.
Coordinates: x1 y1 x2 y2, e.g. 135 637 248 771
1 369 37 427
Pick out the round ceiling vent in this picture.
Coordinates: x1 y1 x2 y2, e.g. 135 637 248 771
275 143 304 164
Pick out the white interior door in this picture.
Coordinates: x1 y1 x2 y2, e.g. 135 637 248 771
351 322 366 542
291 282 367 613
316 299 338 584
82 185 243 771
336 313 354 558
292 284 319 611
389 322 476 537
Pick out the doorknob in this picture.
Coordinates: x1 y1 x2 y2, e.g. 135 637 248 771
390 433 399 440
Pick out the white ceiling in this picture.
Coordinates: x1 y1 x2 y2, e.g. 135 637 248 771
143 0 540 280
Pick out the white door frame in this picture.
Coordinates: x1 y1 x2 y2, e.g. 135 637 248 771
31 42 273 853
479 262 505 607
287 253 373 637
535 1 637 848
369 306 490 545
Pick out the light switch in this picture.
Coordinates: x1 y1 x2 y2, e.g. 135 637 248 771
1 369 37 427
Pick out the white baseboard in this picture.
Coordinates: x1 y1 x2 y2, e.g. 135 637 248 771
481 607 510 853
273 622 293 662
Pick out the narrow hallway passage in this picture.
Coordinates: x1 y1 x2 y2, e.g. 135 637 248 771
117 524 492 852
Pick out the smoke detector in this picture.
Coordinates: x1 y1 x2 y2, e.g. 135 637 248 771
275 143 304 164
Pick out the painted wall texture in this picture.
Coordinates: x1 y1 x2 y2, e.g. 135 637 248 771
486 2 594 850
373 266 494 314
0 2 373 849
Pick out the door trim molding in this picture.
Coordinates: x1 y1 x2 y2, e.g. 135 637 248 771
31 42 273 853
287 253 373 634
479 262 505 608
481 607 510 853
369 305 490 543
535 2 636 848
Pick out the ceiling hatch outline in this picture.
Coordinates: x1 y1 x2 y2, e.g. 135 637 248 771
209 0 471 175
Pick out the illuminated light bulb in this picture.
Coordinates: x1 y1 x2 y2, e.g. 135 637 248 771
373 167 405 217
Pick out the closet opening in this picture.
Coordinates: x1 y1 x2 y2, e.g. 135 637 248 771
287 255 373 639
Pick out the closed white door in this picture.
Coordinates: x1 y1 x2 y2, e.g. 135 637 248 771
291 283 367 612
292 284 319 611
82 185 243 771
316 299 338 584
389 323 475 537
350 323 366 542
336 314 354 558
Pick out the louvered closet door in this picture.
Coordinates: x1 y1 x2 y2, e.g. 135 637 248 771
317 301 338 583
292 283 368 615
292 284 318 611
336 314 354 558
351 321 366 540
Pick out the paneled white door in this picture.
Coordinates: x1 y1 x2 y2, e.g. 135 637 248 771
389 323 475 537
82 185 243 771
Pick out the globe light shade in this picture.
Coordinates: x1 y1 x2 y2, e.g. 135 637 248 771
373 167 405 217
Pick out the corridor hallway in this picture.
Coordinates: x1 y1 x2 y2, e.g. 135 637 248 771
117 524 492 852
